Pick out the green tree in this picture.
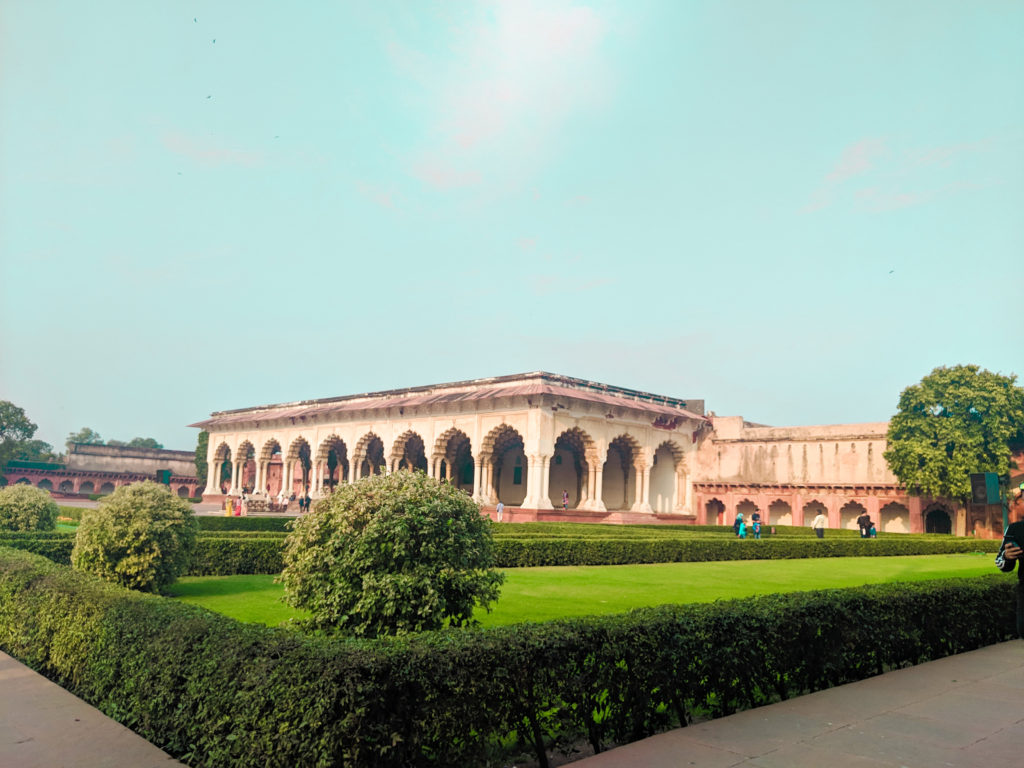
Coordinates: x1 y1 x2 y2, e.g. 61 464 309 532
0 485 58 531
9 439 59 463
280 470 504 637
66 427 103 449
106 439 127 447
127 437 164 449
884 365 1024 502
71 481 198 593
195 431 209 487
0 401 38 469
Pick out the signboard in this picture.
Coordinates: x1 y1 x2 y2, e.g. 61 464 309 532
969 472 1001 505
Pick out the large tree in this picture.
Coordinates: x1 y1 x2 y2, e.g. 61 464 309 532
0 401 39 469
66 427 103 449
127 437 164 449
884 365 1024 502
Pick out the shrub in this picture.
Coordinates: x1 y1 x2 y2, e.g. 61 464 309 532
0 546 1015 768
281 471 505 636
71 481 198 593
0 484 59 531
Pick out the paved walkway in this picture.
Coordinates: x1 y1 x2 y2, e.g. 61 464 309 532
2 642 1021 768
576 640 1024 768
0 652 184 768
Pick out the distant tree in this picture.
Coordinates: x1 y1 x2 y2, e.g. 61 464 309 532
66 427 103 449
195 431 209 487
127 437 164 450
884 365 1024 502
0 401 38 469
280 471 504 637
106 439 128 447
71 481 198 593
0 485 58 531
10 439 60 463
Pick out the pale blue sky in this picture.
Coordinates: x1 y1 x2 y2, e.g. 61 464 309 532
1 0 1021 452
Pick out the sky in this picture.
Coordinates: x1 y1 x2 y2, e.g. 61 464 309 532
1 0 1022 453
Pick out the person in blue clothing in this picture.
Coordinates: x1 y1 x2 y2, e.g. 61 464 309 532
733 511 744 537
996 521 1024 637
751 510 762 539
738 518 747 539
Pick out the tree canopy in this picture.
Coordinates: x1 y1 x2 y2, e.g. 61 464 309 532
0 401 38 469
884 365 1024 501
280 470 504 637
66 427 103 448
194 431 209 486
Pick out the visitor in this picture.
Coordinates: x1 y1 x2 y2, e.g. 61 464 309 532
562 489 569 510
733 511 744 537
996 522 1024 636
495 500 504 522
811 511 827 538
304 493 311 512
857 511 872 538
738 518 747 539
869 523 877 538
752 518 762 539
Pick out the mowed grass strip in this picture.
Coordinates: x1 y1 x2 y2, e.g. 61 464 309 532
167 553 997 628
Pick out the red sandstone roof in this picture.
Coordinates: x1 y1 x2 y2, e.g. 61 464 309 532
190 373 707 429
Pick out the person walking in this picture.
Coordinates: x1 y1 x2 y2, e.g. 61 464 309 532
495 500 504 523
857 511 872 538
562 490 569 510
811 511 828 538
733 511 744 537
996 522 1024 637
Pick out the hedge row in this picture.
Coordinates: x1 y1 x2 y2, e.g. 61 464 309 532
0 546 1014 768
196 516 298 532
0 530 1001 576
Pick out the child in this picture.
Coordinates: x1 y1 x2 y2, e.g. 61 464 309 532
738 519 747 539
752 519 762 539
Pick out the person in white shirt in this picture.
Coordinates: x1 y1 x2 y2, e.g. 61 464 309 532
811 512 828 538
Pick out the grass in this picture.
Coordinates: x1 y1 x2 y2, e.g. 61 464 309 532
166 553 998 628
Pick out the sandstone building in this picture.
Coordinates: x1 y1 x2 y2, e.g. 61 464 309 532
192 371 997 535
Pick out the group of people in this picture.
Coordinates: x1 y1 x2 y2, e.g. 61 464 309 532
732 511 763 539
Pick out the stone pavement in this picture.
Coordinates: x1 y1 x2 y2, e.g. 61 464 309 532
0 652 184 768
575 640 1024 768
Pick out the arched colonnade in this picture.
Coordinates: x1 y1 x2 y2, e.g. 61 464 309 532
205 422 695 514
693 483 963 535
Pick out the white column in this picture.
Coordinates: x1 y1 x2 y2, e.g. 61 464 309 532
349 458 359 484
472 458 483 501
641 462 653 513
229 462 240 495
204 461 218 495
539 455 554 509
591 465 606 512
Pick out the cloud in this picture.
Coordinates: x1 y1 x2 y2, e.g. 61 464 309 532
161 132 263 167
392 1 611 190
802 134 1002 215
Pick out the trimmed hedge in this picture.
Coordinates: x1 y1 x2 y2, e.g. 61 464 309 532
0 546 1015 768
196 516 298 532
0 530 1001 575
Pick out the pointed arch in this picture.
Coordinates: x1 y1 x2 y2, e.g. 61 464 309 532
433 428 473 489
768 499 793 525
391 430 428 472
316 435 349 491
549 427 596 510
602 433 642 511
353 432 386 477
840 500 868 531
651 439 686 513
259 439 282 462
481 424 527 505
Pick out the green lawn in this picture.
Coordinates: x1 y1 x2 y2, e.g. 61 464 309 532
167 553 998 628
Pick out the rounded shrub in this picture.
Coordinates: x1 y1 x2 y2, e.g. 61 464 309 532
280 470 505 637
0 484 59 531
71 481 198 593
